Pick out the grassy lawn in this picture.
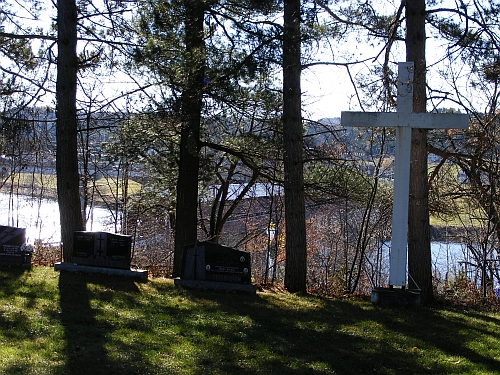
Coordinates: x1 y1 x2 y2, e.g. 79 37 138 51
1 267 499 375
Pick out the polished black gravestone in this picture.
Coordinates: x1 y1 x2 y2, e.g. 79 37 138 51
0 225 31 267
175 241 256 293
54 231 148 281
72 231 131 269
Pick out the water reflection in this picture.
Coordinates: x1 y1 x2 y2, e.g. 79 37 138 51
431 241 468 281
0 193 113 244
0 193 470 280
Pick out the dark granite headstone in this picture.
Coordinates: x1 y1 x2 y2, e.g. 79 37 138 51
0 226 30 267
72 231 131 269
181 241 251 283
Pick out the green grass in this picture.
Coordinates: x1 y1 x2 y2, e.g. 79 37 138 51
1 267 500 375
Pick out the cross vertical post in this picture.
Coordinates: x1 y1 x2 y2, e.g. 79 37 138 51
390 62 413 286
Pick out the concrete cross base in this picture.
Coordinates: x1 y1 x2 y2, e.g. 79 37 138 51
371 287 421 307
174 278 257 294
54 262 148 282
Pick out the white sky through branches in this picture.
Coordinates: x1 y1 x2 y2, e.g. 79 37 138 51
2 0 485 119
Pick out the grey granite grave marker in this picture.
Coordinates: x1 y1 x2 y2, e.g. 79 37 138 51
0 225 31 267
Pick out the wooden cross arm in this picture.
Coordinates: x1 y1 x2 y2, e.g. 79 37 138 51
341 111 469 130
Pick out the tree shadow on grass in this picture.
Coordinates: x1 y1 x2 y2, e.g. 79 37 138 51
173 288 500 375
0 266 31 297
0 268 37 344
0 267 56 375
58 271 144 375
384 304 500 373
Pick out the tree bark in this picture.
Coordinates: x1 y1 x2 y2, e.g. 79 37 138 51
56 0 84 261
283 0 307 293
406 0 433 304
172 0 205 277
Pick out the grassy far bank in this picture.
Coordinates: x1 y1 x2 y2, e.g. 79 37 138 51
1 267 500 375
5 172 478 229
3 172 142 197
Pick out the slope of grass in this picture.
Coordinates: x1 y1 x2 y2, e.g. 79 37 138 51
1 267 499 375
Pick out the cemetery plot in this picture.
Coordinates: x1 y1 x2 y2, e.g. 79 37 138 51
72 231 131 269
0 225 31 267
181 241 251 284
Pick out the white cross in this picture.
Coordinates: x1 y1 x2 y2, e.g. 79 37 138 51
341 62 469 287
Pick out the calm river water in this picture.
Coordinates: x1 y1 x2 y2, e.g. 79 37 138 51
0 193 112 244
0 193 469 278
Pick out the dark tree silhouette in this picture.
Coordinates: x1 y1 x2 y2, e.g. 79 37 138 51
56 0 84 261
283 0 307 293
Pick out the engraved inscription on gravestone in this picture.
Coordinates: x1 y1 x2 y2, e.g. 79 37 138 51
182 241 251 283
72 231 132 269
0 225 31 266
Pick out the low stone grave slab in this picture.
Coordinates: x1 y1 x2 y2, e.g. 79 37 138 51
175 241 256 293
72 231 131 269
54 261 148 282
0 226 31 267
174 278 257 293
371 287 421 307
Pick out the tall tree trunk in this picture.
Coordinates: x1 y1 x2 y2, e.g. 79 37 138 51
56 0 84 261
283 0 307 293
172 0 205 277
406 0 433 304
